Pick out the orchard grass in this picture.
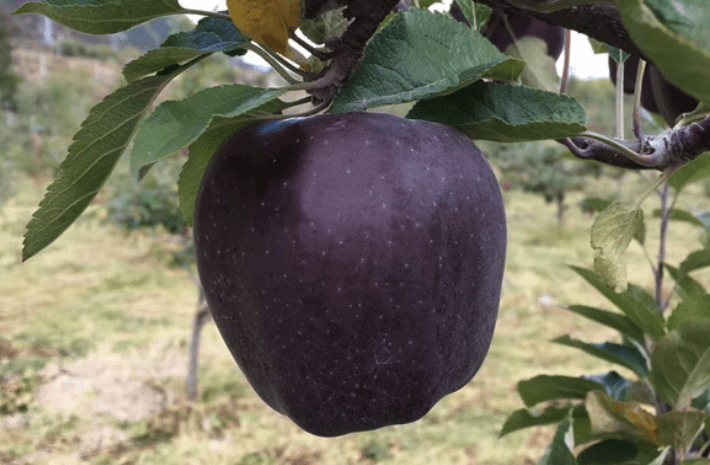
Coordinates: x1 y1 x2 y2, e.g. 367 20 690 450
1 173 708 465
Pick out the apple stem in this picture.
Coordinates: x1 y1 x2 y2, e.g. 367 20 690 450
238 43 302 84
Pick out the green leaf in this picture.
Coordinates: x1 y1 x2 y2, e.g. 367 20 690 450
651 320 710 406
667 295 710 331
552 336 648 377
518 375 605 407
691 388 710 410
500 405 572 437
129 85 287 176
668 152 710 193
178 118 251 225
505 36 560 92
607 46 630 64
653 208 707 228
23 67 186 261
177 97 289 225
633 217 646 246
658 410 706 452
453 0 492 30
585 391 663 445
588 37 607 55
123 15 249 83
562 305 645 344
537 416 577 465
161 14 248 53
123 48 206 84
580 197 613 214
583 371 633 401
14 0 186 35
615 0 710 103
680 249 710 276
590 202 644 293
330 8 524 112
570 266 665 340
576 439 638 465
406 80 586 142
454 0 475 26
665 264 707 299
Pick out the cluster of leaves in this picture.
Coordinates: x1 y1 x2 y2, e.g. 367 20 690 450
14 0 592 261
503 154 710 464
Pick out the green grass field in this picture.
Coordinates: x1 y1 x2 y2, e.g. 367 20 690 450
1 170 708 465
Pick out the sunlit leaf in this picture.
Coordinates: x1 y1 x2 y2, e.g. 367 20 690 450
586 391 663 445
591 202 644 293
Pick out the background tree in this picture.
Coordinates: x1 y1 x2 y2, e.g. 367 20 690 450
0 6 19 112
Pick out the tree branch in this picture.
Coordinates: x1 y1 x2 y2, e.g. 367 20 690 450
561 115 710 169
305 0 400 105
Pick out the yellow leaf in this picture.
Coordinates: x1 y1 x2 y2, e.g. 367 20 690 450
227 0 304 55
586 391 664 445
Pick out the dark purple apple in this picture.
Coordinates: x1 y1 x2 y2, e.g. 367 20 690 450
193 112 506 437
647 66 699 127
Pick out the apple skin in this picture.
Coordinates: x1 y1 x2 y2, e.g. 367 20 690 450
193 112 506 437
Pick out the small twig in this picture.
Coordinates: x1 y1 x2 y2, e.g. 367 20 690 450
633 59 647 140
559 28 571 95
655 183 670 310
291 34 338 62
238 43 301 84
615 57 625 139
181 9 232 21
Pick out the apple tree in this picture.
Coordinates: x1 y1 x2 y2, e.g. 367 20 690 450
12 0 710 462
